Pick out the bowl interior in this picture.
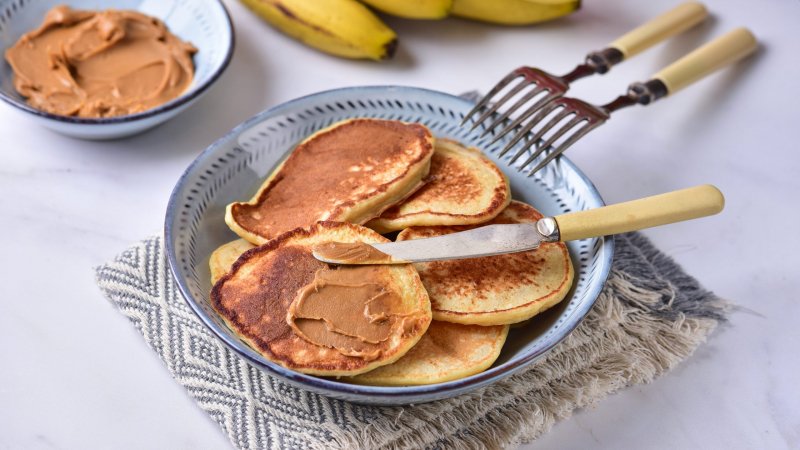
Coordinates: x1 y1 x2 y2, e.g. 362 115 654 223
0 0 232 121
165 86 613 404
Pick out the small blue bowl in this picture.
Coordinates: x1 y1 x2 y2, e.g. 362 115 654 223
0 0 233 139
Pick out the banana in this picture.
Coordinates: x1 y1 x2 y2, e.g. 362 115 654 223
359 0 453 20
451 0 580 25
240 0 398 60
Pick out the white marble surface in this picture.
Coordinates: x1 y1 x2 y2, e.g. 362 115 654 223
1 0 797 448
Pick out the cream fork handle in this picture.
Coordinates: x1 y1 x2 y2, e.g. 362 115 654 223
609 2 708 59
554 185 724 242
653 27 758 95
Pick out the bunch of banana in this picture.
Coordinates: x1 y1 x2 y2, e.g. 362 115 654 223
239 0 398 60
239 0 580 61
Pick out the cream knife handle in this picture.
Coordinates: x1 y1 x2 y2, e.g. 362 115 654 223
609 2 708 59
654 27 757 95
554 185 724 242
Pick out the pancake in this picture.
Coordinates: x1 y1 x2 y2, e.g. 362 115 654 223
209 239 256 284
348 321 509 386
211 221 432 376
226 119 434 244
397 201 574 326
367 139 511 233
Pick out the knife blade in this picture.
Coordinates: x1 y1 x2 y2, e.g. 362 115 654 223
312 185 726 265
313 222 559 264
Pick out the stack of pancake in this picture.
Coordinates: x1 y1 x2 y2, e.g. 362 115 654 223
210 118 574 385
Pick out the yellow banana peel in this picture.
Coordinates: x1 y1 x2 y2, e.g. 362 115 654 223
240 0 398 60
360 0 453 20
451 0 580 25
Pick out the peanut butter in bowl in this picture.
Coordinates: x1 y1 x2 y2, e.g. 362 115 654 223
4 5 197 118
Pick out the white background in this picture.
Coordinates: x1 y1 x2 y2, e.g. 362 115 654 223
1 0 798 448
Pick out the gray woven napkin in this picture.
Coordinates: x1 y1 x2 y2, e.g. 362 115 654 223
95 231 725 449
93 91 726 448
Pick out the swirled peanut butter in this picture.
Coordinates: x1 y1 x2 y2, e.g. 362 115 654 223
4 5 197 118
312 242 395 264
287 265 426 361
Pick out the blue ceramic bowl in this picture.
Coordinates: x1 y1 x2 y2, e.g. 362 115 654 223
165 86 615 406
0 0 233 139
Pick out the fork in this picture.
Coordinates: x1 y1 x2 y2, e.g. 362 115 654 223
498 27 757 176
462 2 709 142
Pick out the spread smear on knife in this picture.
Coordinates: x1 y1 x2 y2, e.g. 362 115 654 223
313 241 399 264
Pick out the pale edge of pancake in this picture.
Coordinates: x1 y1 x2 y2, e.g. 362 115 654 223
366 138 511 233
210 222 432 377
224 119 434 245
209 238 255 285
347 323 510 386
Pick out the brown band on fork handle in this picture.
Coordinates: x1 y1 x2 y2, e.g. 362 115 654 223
585 48 625 74
559 47 625 83
601 79 669 114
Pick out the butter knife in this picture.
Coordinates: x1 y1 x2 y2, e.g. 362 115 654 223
313 185 724 264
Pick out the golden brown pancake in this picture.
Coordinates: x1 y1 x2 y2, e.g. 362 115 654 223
226 119 434 244
211 222 432 376
367 139 511 233
348 321 509 386
397 201 574 326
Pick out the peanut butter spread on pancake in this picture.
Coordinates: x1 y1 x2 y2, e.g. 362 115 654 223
227 119 434 243
312 241 393 264
211 222 432 376
288 265 426 361
5 5 196 118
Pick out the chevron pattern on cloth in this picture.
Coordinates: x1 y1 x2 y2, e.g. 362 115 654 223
95 232 726 449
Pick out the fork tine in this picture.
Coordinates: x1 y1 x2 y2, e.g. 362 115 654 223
502 131 538 162
509 107 573 165
525 121 603 176
468 78 533 131
517 115 582 169
460 71 522 126
496 102 559 158
478 85 546 137
485 89 561 144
